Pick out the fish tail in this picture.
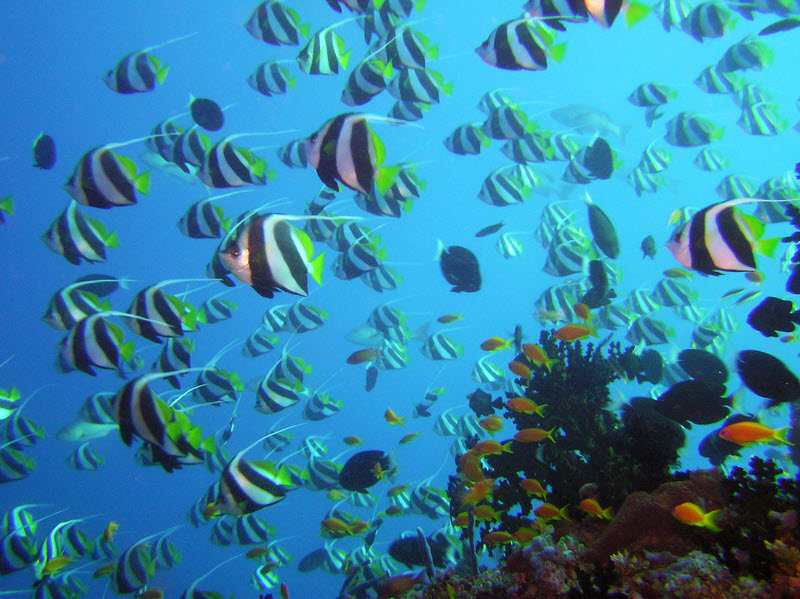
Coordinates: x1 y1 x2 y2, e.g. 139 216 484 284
774 426 793 445
703 509 723 532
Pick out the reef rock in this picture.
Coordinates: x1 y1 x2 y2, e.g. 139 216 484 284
585 469 726 562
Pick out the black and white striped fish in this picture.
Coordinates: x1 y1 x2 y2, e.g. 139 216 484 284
219 213 326 298
476 18 566 71
124 281 200 343
244 1 309 45
277 138 308 168
113 372 213 472
444 124 489 155
342 59 393 106
387 66 451 104
667 198 783 275
152 338 193 388
212 441 294 516
420 332 462 360
297 21 352 75
41 274 121 331
58 312 135 376
285 301 328 333
360 264 402 292
307 112 400 196
198 137 272 188
171 127 209 174
333 242 386 280
64 144 150 209
242 328 279 357
247 62 296 97
103 33 195 93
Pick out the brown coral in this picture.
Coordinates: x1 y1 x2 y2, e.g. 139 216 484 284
584 469 726 562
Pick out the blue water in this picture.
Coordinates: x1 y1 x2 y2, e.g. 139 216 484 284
0 1 798 597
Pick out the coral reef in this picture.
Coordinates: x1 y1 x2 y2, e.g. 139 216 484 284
453 331 684 542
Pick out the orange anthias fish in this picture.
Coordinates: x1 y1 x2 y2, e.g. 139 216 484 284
472 440 513 456
479 415 503 435
453 512 469 528
505 396 546 416
718 422 792 446
514 427 555 443
321 517 353 535
472 505 504 521
483 530 515 545
378 572 425 599
508 360 531 380
534 503 570 520
520 478 548 498
513 527 536 544
384 505 402 517
399 432 421 445
573 302 592 323
672 502 722 532
460 478 496 508
102 521 119 543
437 313 463 324
346 348 380 364
554 323 598 342
458 453 485 484
384 408 406 426
480 336 512 351
579 498 612 519
522 344 559 372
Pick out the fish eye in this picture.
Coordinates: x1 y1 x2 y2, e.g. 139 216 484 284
309 133 318 143
230 248 241 258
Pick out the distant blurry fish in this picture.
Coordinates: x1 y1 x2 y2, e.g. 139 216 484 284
103 33 196 93
32 133 56 170
664 112 723 147
681 2 736 42
549 104 630 142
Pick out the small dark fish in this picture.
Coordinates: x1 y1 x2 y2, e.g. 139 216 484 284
581 259 616 309
339 450 393 493
737 350 800 407
641 235 656 259
636 349 662 384
33 133 56 169
190 97 224 131
467 389 502 417
583 137 613 179
365 363 378 392
677 349 728 384
475 222 504 237
438 243 481 293
655 379 732 428
747 296 800 338
758 17 800 36
585 193 619 259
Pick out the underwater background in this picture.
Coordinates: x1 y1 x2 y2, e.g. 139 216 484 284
0 1 799 598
